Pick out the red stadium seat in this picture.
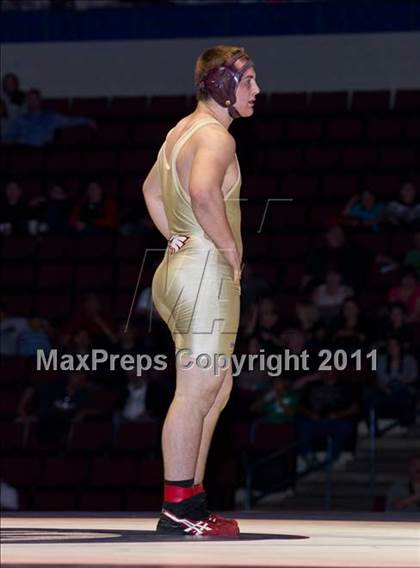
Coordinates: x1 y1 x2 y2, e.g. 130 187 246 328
55 125 94 146
406 117 420 140
32 490 76 511
147 95 189 119
366 117 402 141
34 293 72 319
89 457 137 487
109 96 148 118
1 457 42 487
37 237 75 260
42 457 88 487
79 150 117 174
9 149 44 175
394 90 420 112
43 97 71 114
44 149 80 174
242 175 278 199
71 97 109 118
68 422 113 451
74 264 113 290
309 92 348 113
351 91 390 112
255 119 283 144
305 146 338 169
0 265 34 291
37 264 73 290
0 358 27 385
322 174 359 198
262 147 303 171
75 235 115 260
287 118 323 142
119 148 156 174
95 122 130 146
282 175 318 200
1 237 37 260
79 490 122 511
136 456 164 486
269 92 307 114
378 146 417 168
0 423 26 451
342 145 377 169
327 118 363 141
117 421 160 452
251 421 296 452
1 294 33 316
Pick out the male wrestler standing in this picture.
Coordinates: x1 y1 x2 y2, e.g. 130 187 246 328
142 45 259 536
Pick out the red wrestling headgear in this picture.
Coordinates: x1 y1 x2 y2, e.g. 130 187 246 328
197 51 254 119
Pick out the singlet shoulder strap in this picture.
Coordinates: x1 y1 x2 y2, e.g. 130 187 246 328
170 118 224 167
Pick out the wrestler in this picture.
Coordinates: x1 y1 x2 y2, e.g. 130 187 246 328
142 45 260 536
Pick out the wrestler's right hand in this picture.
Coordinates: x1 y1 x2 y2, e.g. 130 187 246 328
224 246 242 286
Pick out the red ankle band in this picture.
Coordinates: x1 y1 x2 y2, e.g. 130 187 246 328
193 483 205 496
164 484 194 503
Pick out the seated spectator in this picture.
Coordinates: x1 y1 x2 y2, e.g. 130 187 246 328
365 337 418 427
69 181 118 234
331 297 370 352
384 182 420 227
2 73 26 119
312 268 353 323
113 370 159 431
3 88 95 147
61 293 117 349
0 97 9 139
342 190 385 232
239 263 271 307
379 302 414 350
250 377 299 422
290 299 326 348
302 225 370 292
18 371 96 445
243 297 282 353
280 328 321 390
296 370 359 464
17 316 51 357
0 304 30 357
386 455 420 512
28 184 72 235
0 181 29 236
388 269 420 323
403 231 420 277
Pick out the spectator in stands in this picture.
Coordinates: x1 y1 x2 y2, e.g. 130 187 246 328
386 455 420 512
250 377 299 423
366 337 418 427
243 297 282 354
69 181 118 234
280 328 321 391
312 267 353 323
28 184 72 235
342 190 385 232
331 297 370 352
388 268 420 323
0 304 30 357
0 181 29 236
302 224 370 292
0 97 9 139
291 299 326 349
384 182 420 227
3 88 95 147
239 263 271 307
34 371 96 445
17 316 51 357
2 73 26 119
378 302 414 350
403 231 420 276
61 293 117 349
296 370 359 466
113 370 158 433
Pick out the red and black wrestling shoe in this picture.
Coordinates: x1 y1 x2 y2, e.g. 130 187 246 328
156 508 239 537
192 484 239 533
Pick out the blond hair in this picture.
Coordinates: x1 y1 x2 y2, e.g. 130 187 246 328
194 45 249 101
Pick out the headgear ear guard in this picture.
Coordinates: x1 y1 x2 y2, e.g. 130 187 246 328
197 51 254 119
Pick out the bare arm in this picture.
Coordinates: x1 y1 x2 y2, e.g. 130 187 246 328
189 127 241 283
142 162 170 240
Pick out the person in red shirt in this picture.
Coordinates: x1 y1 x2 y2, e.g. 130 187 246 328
70 181 118 234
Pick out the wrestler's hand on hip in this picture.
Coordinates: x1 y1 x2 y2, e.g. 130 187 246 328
168 234 188 255
224 246 242 286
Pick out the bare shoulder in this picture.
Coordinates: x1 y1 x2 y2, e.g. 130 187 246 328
195 123 236 156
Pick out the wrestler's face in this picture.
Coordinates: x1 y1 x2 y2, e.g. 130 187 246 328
234 64 260 117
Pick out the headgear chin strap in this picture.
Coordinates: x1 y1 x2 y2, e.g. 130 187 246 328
197 51 254 119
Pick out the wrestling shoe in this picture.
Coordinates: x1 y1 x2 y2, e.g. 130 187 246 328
156 508 239 536
193 488 239 533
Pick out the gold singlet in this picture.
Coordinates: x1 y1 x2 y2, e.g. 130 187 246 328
151 118 242 357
